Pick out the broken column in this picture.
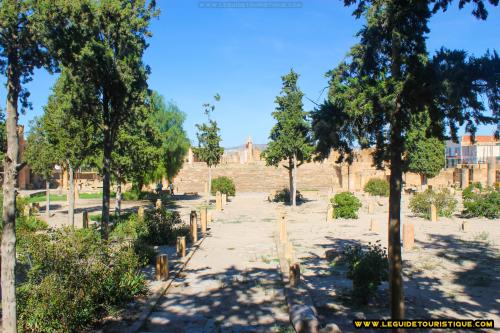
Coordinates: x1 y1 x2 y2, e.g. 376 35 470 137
200 207 207 235
403 223 415 250
190 210 198 243
430 203 438 222
155 254 169 280
216 191 222 211
177 236 186 258
487 156 496 187
461 168 469 189
82 210 89 229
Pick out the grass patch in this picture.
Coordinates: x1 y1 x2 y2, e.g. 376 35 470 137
27 194 67 203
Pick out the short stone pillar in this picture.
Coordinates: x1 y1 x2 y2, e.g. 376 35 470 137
82 210 89 229
155 198 162 210
222 193 227 206
155 254 169 280
430 203 438 222
190 210 198 243
403 223 415 250
289 263 300 287
326 204 334 222
177 236 186 257
216 191 223 211
368 202 375 214
200 207 207 235
23 205 31 217
138 206 145 220
487 156 496 187
461 168 469 189
370 218 379 233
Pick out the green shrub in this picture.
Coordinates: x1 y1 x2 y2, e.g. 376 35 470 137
409 188 457 219
363 178 390 197
211 176 236 196
462 185 500 219
273 188 303 204
343 241 388 304
140 208 189 245
331 192 362 219
17 228 146 332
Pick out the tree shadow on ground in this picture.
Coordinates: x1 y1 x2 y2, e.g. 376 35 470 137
406 233 500 321
102 265 291 333
295 234 498 333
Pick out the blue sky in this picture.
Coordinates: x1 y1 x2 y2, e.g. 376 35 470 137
2 0 499 147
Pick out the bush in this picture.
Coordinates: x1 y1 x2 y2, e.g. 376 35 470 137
211 176 236 196
409 188 457 219
141 208 190 245
363 178 390 197
273 188 303 204
343 241 388 304
462 184 500 219
17 228 146 332
331 192 362 219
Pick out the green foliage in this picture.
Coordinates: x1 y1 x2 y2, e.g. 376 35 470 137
211 176 236 196
141 209 190 246
148 93 190 183
343 241 388 304
331 192 362 219
406 113 445 179
462 185 500 219
273 188 303 204
262 70 314 167
17 228 146 333
194 95 224 168
409 189 457 219
24 117 58 180
27 193 67 203
363 178 389 197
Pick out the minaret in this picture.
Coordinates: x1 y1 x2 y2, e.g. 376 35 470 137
246 136 253 162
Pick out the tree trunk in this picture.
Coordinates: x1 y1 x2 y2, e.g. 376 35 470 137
388 119 405 329
115 179 122 218
46 179 50 217
2 58 19 333
102 128 112 239
292 153 297 207
207 165 212 204
288 158 293 204
68 161 75 228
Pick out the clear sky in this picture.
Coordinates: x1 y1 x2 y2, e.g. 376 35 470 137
2 0 499 147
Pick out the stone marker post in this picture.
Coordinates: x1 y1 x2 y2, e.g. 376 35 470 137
190 210 198 243
200 207 208 235
487 156 496 187
82 210 89 229
155 198 162 210
326 204 334 222
216 191 222 211
138 206 144 221
155 254 169 280
289 263 300 287
430 203 438 222
461 168 469 189
177 236 186 257
403 223 415 250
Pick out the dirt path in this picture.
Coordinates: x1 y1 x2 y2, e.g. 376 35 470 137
141 193 290 333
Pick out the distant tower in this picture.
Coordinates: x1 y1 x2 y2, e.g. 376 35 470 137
246 136 253 162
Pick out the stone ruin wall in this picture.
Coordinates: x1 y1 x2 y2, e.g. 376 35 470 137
173 147 499 194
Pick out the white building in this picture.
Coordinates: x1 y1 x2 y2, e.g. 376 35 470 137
446 135 500 167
